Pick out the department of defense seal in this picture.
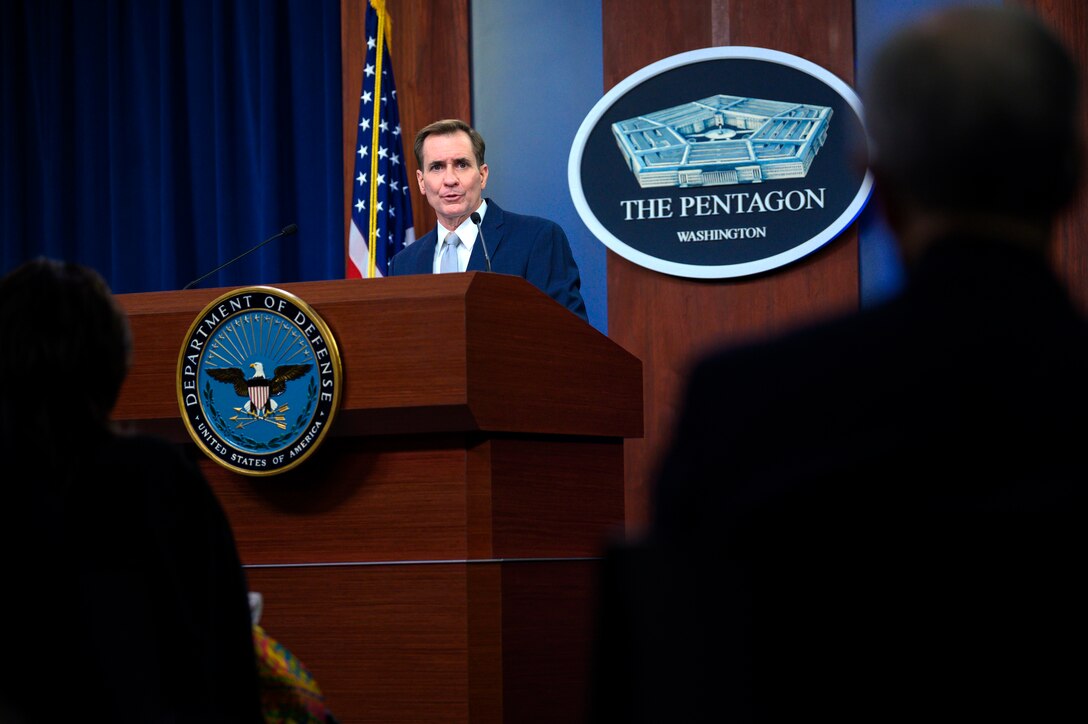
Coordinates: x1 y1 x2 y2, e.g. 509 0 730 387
177 286 343 476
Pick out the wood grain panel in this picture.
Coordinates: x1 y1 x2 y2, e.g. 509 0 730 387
1015 0 1088 313
200 433 624 566
247 560 598 724
202 435 470 565
486 437 626 559
602 0 859 533
601 1 719 88
467 564 503 723
499 561 599 724
731 0 855 80
461 274 643 438
249 565 473 723
341 0 472 265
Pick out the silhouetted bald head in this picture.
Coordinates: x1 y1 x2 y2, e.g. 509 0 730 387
865 6 1081 239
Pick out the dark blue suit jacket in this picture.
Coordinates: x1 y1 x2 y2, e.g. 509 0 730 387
591 237 1088 723
389 199 587 322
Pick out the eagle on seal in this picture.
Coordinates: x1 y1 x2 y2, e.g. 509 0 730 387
207 361 312 417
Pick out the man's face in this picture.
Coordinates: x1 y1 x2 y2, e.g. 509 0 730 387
416 130 489 230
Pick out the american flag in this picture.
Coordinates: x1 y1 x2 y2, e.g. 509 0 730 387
347 0 414 278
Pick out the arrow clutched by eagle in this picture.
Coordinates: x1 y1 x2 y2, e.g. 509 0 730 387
207 361 311 418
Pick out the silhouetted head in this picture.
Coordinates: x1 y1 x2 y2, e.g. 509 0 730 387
0 258 132 448
864 6 1081 259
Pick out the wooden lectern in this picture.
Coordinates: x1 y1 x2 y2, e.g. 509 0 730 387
113 273 643 724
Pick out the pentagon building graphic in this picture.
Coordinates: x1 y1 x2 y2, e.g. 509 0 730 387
612 94 833 188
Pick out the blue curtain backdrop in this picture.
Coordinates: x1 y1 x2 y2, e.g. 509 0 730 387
0 0 343 294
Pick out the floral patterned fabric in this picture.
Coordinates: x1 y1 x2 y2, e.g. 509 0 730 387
253 624 338 724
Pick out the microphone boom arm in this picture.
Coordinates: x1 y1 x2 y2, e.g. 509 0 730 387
469 212 492 272
182 224 299 290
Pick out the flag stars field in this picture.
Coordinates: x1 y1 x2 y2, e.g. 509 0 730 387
347 0 414 279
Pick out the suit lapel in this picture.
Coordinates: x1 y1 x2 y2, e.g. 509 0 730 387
413 230 439 273
467 200 503 272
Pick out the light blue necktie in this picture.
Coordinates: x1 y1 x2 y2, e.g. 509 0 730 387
440 232 460 273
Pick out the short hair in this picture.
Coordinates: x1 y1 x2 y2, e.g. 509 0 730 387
413 119 486 169
0 258 132 437
864 5 1081 220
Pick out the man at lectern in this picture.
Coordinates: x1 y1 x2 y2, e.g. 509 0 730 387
591 5 1088 723
389 118 588 322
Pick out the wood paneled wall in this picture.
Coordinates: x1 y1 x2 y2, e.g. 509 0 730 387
603 0 861 533
1020 0 1088 313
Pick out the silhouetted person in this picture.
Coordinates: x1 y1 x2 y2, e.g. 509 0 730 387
591 6 1087 722
0 258 264 724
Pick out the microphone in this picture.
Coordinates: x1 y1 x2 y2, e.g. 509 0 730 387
469 212 492 272
183 224 299 290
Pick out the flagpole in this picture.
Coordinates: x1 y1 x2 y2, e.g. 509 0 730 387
366 0 389 278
